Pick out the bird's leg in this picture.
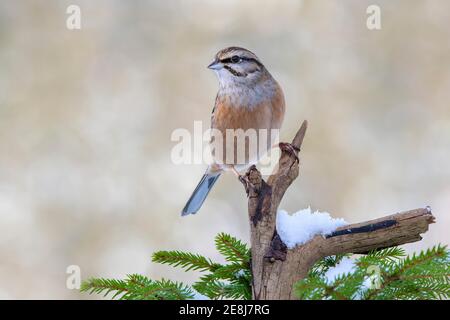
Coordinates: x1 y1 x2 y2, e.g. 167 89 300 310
231 166 254 195
278 142 300 164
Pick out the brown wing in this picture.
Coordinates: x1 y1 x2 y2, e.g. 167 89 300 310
209 94 220 145
211 93 221 127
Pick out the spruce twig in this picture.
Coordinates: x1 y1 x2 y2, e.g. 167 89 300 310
80 235 448 301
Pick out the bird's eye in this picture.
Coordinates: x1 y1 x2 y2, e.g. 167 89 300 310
231 55 241 63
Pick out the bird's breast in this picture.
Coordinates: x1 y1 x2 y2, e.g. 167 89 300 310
210 84 285 169
212 84 285 132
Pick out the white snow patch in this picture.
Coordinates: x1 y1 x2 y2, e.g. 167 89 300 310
353 275 378 300
276 207 347 249
192 290 209 300
235 270 246 278
324 257 356 284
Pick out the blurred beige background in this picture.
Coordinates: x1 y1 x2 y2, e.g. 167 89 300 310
0 0 449 299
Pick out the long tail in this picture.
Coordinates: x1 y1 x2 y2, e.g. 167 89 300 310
181 172 221 216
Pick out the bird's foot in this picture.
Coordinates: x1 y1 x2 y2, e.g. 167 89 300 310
279 142 300 164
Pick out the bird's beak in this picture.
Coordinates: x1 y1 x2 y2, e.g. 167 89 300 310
207 59 222 70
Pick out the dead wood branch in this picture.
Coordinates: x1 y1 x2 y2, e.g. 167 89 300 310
244 120 435 300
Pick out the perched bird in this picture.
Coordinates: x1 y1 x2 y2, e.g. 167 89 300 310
182 47 286 216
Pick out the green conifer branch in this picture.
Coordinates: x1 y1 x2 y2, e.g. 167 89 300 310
215 232 250 264
80 275 194 300
152 250 222 272
80 233 448 301
295 245 449 300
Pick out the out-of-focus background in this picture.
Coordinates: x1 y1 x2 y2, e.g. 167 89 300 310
0 0 449 299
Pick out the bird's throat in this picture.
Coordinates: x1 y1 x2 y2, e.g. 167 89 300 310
217 78 278 109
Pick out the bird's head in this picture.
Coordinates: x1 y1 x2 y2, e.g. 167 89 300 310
208 47 268 87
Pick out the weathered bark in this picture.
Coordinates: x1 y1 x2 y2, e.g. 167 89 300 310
244 121 436 300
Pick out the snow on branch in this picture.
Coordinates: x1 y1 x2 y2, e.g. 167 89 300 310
276 207 347 249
